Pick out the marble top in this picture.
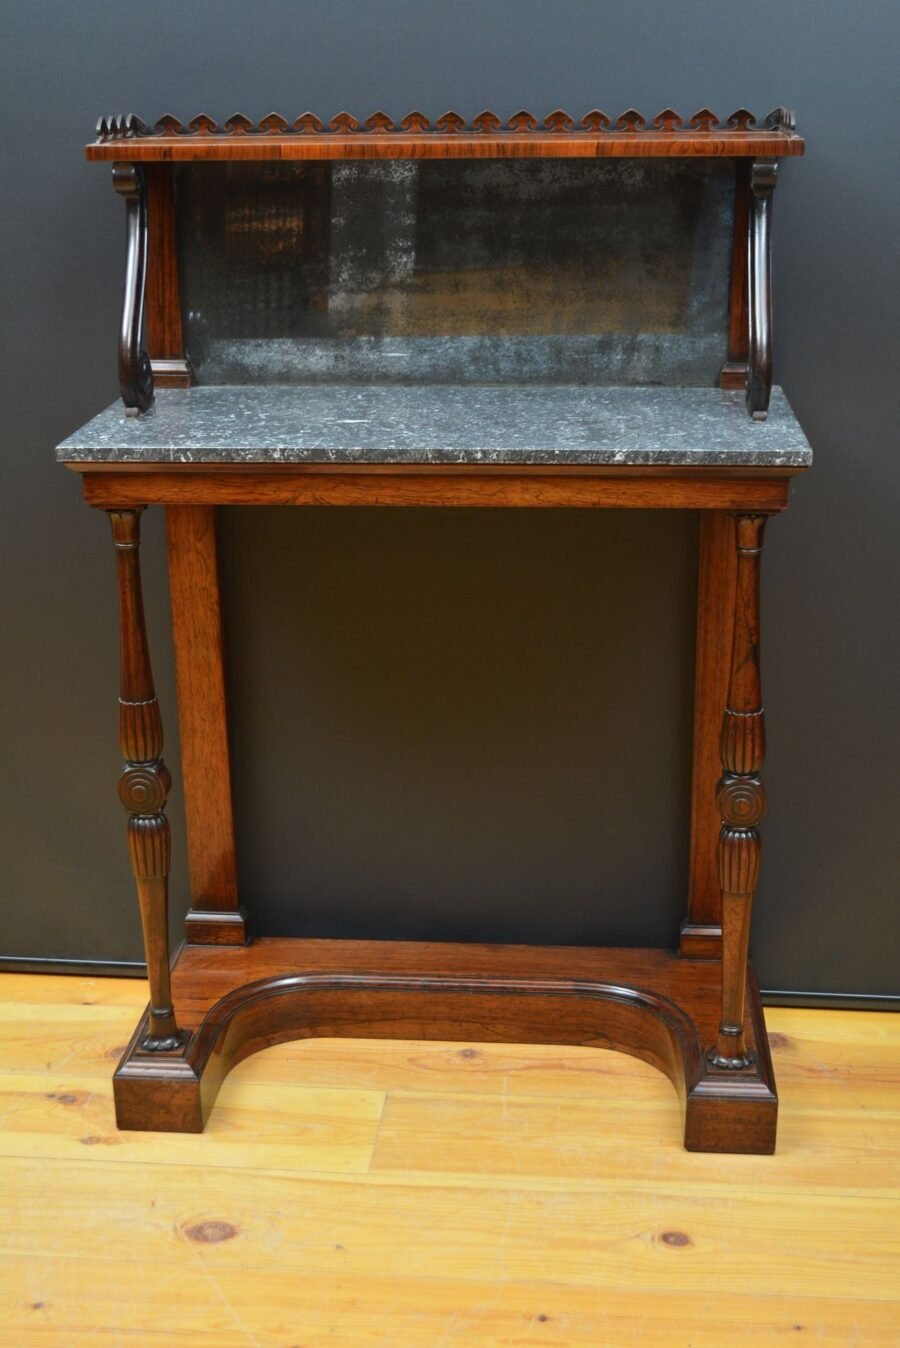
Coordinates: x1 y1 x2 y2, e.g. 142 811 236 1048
57 384 812 467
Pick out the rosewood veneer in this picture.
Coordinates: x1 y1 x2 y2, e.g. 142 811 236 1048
57 105 809 1152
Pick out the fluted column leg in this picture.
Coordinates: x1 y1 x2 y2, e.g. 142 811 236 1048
709 513 768 1070
109 508 184 1051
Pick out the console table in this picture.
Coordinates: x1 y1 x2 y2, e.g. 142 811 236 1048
57 105 809 1153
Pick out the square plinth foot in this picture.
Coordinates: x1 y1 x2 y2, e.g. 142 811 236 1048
184 907 251 945
684 965 778 1153
113 1005 206 1131
685 1081 778 1154
114 1061 205 1132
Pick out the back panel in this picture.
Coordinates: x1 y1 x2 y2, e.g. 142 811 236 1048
176 158 734 386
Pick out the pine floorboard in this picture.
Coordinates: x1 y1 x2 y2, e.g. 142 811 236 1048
0 972 897 1346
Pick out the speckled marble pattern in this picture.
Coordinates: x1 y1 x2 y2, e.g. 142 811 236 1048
57 384 812 467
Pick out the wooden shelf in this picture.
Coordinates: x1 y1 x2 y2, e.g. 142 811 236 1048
87 129 804 162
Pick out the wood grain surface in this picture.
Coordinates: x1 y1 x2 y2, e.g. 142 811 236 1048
143 165 190 388
109 938 778 1151
1 973 897 1345
165 505 244 942
75 465 797 511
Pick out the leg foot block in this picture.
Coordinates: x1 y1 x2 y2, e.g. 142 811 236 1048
184 907 250 945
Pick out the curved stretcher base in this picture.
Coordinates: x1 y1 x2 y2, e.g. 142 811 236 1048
113 938 777 1154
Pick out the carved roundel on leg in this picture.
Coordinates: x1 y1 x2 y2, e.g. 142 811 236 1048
716 774 766 828
118 761 171 814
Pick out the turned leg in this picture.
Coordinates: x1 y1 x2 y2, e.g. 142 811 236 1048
109 508 184 1051
709 513 768 1069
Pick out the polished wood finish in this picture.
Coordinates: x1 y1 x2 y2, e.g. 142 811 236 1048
747 159 778 419
64 107 809 1151
87 106 804 161
82 467 797 1150
682 511 737 957
111 938 777 1153
721 159 751 390
100 105 799 423
110 164 153 413
73 464 797 512
165 505 245 944
144 165 189 387
711 514 768 1068
107 508 183 1050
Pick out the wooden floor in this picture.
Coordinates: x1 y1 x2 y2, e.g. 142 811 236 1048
0 973 897 1346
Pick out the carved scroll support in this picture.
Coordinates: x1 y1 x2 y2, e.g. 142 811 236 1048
746 157 778 421
109 508 184 1052
111 163 154 416
709 514 768 1069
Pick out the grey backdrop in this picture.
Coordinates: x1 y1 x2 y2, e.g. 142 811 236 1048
1 0 898 1000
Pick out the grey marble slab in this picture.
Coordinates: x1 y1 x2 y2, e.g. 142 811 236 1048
57 384 812 467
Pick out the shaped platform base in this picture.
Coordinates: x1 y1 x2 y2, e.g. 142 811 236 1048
113 938 778 1153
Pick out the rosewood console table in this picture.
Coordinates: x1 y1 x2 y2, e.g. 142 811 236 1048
57 106 809 1153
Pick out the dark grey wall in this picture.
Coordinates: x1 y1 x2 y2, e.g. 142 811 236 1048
1 1 898 996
